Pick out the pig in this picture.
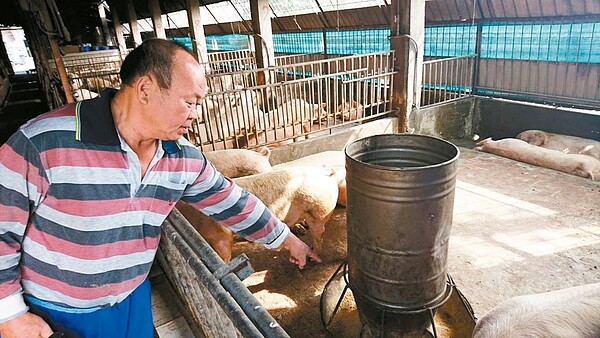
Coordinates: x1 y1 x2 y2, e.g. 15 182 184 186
272 151 347 207
475 138 600 181
72 88 99 101
516 129 600 159
84 75 120 91
321 101 365 122
203 91 267 140
234 99 328 148
203 147 272 178
177 166 339 261
234 166 339 253
473 282 600 338
175 201 235 261
70 76 86 91
338 100 365 121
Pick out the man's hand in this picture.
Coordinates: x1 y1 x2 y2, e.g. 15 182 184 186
0 312 53 338
280 233 322 269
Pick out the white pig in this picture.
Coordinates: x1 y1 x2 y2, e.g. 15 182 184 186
473 282 600 338
272 151 347 207
475 138 600 181
338 100 365 121
203 147 272 178
516 129 600 159
177 166 339 261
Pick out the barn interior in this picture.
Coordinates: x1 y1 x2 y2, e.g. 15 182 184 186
0 0 599 337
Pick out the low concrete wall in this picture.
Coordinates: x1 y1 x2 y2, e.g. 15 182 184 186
476 97 600 141
411 97 477 140
270 117 398 165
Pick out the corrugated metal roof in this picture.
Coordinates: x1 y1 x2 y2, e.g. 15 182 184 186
426 0 600 23
201 1 600 35
31 0 600 39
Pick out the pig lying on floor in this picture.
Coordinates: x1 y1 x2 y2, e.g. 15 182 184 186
177 166 339 261
517 129 600 159
475 138 600 181
473 282 600 338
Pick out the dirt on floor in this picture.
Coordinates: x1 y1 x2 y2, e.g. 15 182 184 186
230 145 600 338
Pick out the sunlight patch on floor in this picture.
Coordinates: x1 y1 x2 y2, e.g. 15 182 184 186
242 270 268 288
450 235 526 268
252 290 298 310
493 226 600 256
456 181 558 217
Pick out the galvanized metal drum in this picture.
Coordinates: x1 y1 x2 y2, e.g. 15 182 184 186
345 134 459 332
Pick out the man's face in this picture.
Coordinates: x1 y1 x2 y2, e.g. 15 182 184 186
147 51 207 141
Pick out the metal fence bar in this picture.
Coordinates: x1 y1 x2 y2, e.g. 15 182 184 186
421 55 477 107
190 51 395 150
164 209 291 338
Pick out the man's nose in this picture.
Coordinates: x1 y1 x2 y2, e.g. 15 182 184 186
190 105 200 119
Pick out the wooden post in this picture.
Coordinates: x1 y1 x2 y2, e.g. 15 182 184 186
127 0 142 47
111 7 127 53
149 0 166 39
49 40 74 103
98 3 113 46
186 0 209 67
389 0 424 132
250 0 275 109
37 0 74 103
250 0 275 70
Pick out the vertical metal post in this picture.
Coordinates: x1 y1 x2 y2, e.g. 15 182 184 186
472 20 482 94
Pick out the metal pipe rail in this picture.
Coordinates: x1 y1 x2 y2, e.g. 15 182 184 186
162 209 290 338
421 54 477 107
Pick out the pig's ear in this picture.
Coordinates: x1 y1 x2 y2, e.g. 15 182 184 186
323 166 336 177
475 137 492 147
258 146 271 158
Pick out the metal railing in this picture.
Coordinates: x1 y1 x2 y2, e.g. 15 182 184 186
203 49 257 74
159 208 290 338
421 54 477 107
49 50 127 101
192 51 396 151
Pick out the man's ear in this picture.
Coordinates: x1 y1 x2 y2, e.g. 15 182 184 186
136 75 153 104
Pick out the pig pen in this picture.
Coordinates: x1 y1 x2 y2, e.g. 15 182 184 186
204 142 598 338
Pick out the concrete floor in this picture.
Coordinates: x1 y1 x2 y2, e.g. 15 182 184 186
228 145 600 337
152 144 600 337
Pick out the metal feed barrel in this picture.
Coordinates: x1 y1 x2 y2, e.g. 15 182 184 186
345 134 459 332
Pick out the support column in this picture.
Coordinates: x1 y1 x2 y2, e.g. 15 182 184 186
37 0 73 103
250 0 275 85
111 9 127 53
389 0 424 132
98 2 113 46
186 0 209 66
472 20 483 94
149 0 166 39
127 0 142 47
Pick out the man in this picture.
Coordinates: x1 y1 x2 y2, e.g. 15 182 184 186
0 39 320 338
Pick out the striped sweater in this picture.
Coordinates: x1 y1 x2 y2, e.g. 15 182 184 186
0 91 289 322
